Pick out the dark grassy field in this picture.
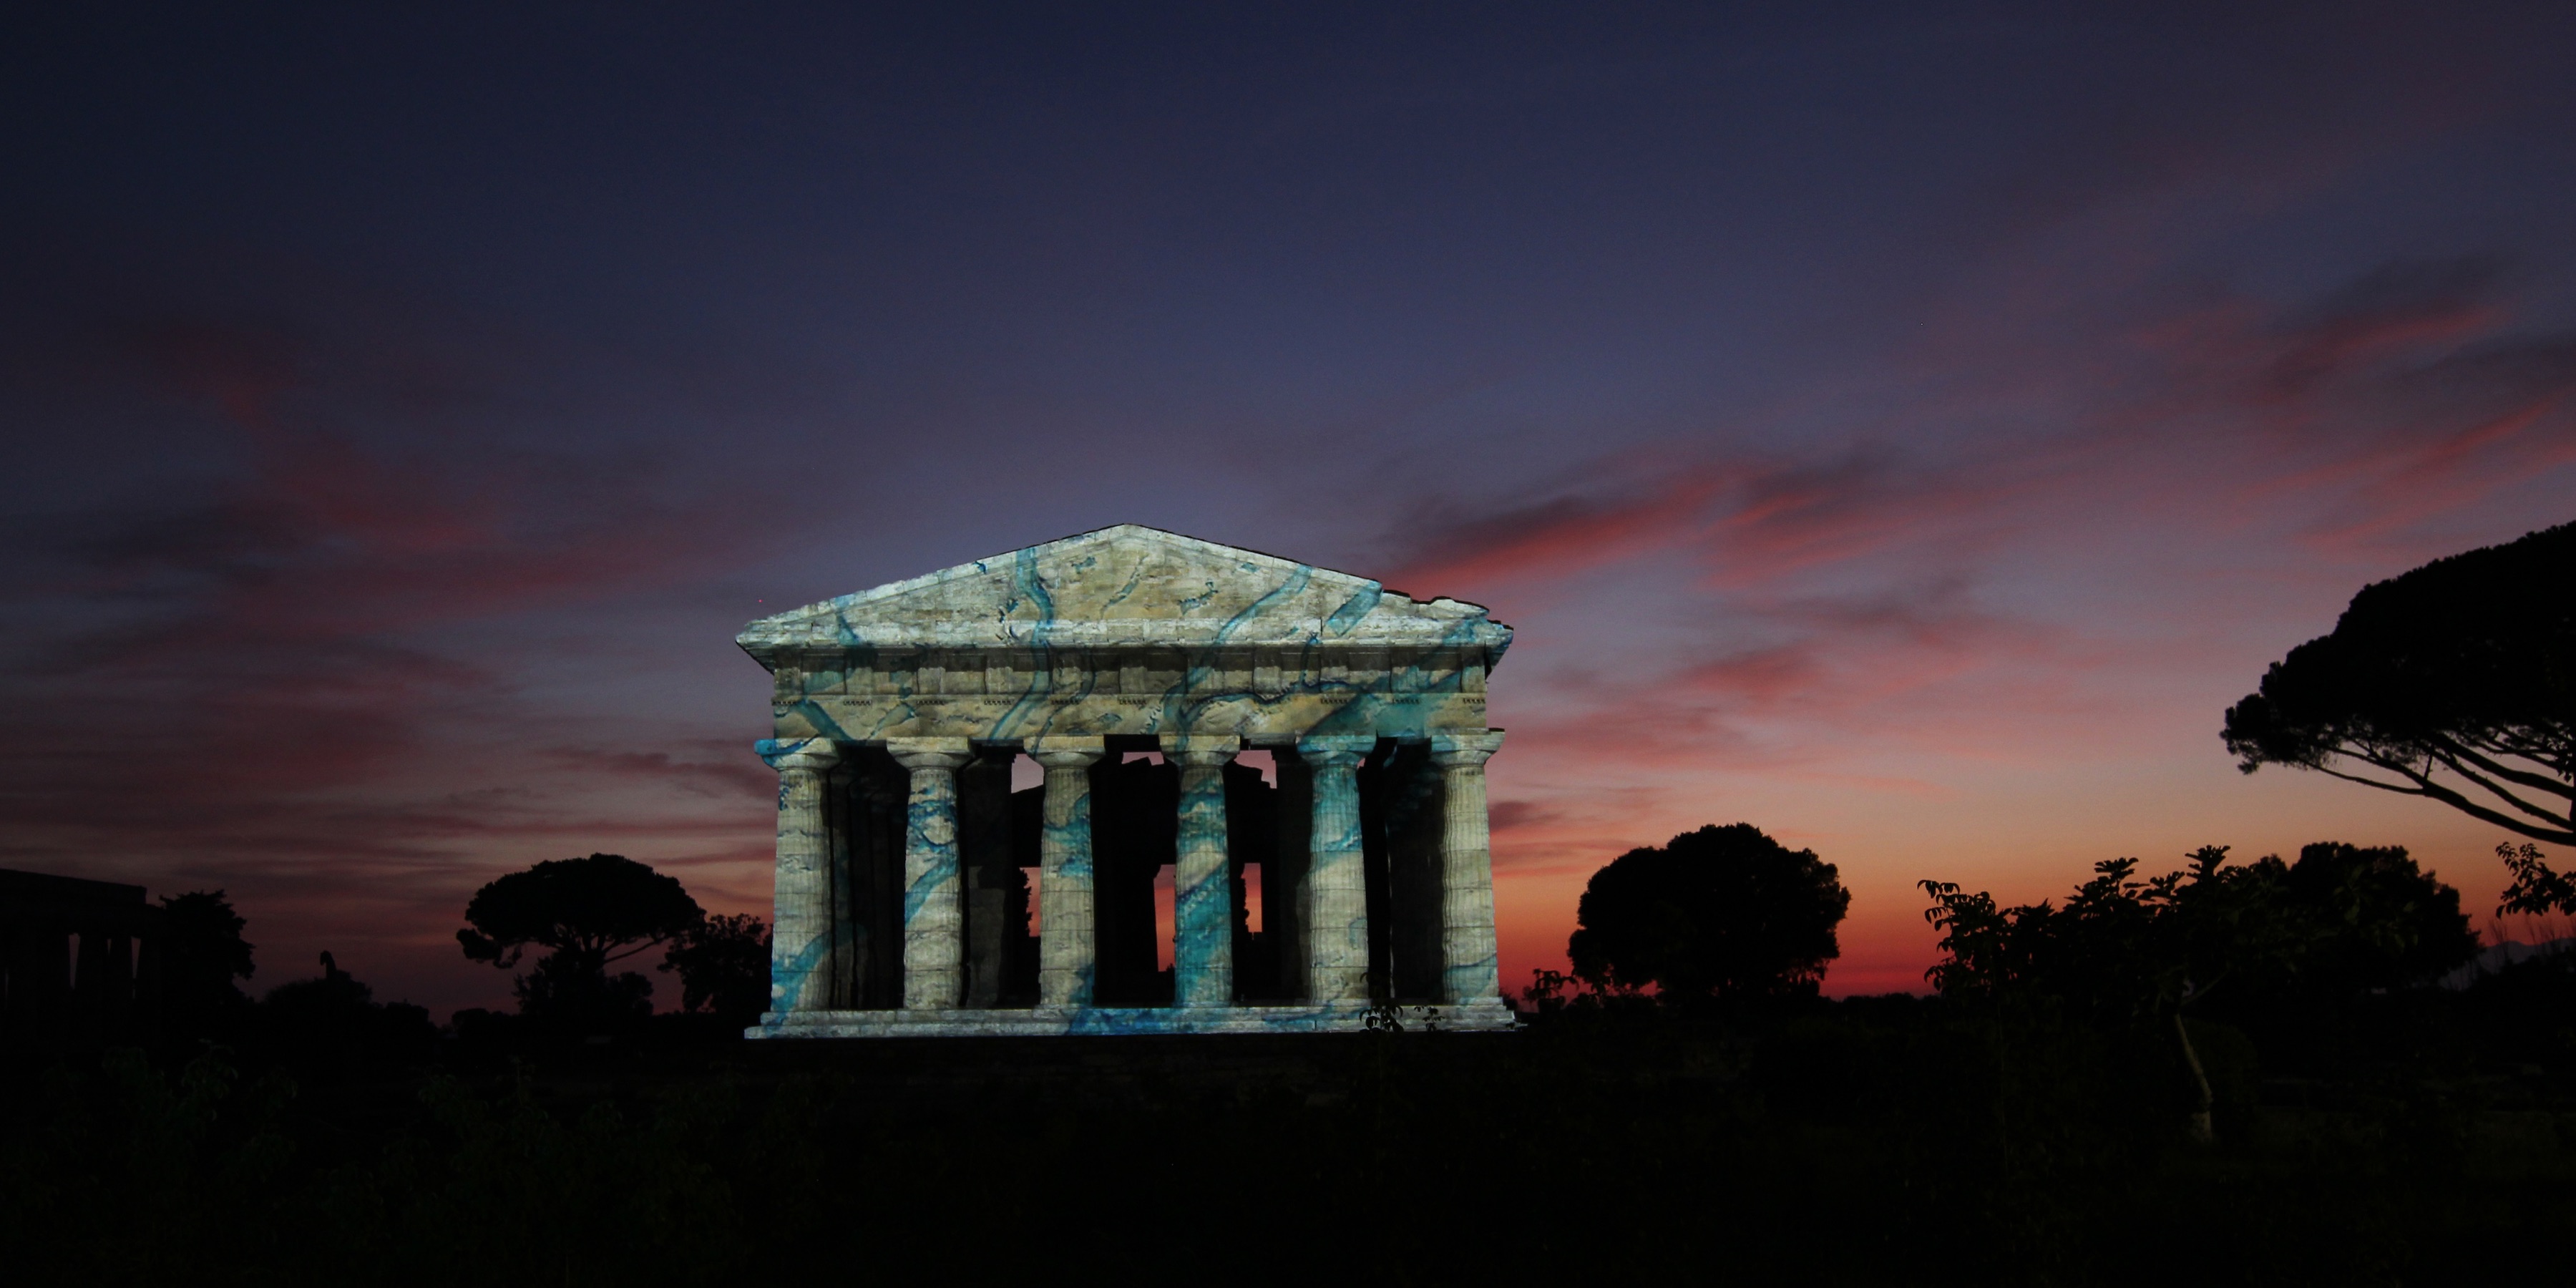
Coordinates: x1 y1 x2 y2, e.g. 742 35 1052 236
6 987 2574 1287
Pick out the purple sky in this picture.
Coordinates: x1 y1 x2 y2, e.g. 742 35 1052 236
4 4 2572 1013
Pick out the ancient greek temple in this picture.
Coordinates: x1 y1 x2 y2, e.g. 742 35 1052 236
738 525 1513 1036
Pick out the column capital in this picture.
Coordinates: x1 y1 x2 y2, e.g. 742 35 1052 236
756 737 840 772
1295 734 1375 767
1158 733 1240 766
1430 728 1506 768
887 736 973 771
1024 735 1107 767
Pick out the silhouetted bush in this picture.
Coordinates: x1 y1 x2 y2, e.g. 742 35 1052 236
1568 823 1851 1003
657 913 770 1030
157 889 256 1043
256 952 439 1070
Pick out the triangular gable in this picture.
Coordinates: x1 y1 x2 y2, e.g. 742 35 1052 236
740 524 1509 656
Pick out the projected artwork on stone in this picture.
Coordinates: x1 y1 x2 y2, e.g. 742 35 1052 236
738 524 1516 1036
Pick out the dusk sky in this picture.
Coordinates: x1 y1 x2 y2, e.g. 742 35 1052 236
4 4 2572 1015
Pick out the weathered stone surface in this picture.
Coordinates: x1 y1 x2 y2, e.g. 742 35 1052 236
1164 734 1239 1008
1028 736 1105 1008
1432 731 1508 1006
743 525 1516 1038
737 524 1508 744
1297 736 1374 1003
756 737 839 1014
762 1001 1520 1038
888 738 972 1010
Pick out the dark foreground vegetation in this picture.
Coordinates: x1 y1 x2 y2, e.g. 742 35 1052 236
6 959 2574 1288
11 816 2574 1285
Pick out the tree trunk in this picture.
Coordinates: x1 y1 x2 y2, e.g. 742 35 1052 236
2175 1011 2215 1146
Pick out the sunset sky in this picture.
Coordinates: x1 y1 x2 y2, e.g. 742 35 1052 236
4 4 2572 1015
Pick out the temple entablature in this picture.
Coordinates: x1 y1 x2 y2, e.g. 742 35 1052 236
737 525 1508 746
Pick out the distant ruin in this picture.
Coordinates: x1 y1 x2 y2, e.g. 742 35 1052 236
736 525 1513 1035
1 868 160 1045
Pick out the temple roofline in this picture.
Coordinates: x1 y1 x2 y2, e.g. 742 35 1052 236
736 522 1511 660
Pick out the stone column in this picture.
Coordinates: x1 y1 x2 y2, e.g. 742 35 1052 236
1298 736 1377 1004
1162 734 1240 1008
1430 731 1507 1005
1027 736 1106 1008
757 737 841 1016
889 738 973 1010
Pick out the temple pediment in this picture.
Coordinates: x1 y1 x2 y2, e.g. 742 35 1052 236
739 525 1511 746
738 524 1510 656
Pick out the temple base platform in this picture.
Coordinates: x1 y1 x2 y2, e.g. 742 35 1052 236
749 1000 1520 1038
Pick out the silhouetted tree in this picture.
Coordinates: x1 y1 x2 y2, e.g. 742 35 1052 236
1926 846 2285 1143
2276 842 2480 996
512 951 656 1025
1923 842 2478 1015
157 889 255 1039
262 950 437 1063
457 854 703 1028
659 912 772 1027
265 950 370 1016
1922 842 2479 1142
1925 849 2253 1017
2223 521 2575 848
1567 824 1850 1002
2499 841 2576 916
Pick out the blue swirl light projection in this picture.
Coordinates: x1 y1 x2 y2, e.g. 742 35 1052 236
736 525 1517 1037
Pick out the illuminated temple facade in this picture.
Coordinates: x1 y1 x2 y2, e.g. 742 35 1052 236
738 525 1514 1036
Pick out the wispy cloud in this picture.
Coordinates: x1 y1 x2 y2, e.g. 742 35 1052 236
1384 468 1730 592
1448 249 2575 992
0 286 790 1009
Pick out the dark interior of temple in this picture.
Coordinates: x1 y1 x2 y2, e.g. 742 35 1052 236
823 738 1453 1009
0 869 160 1045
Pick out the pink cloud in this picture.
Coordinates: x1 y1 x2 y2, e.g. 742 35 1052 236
1486 799 1561 835
1448 255 2576 997
1385 469 1730 593
0 307 796 1013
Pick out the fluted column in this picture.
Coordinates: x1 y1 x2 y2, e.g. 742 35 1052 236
889 737 972 1010
757 737 841 1015
1298 736 1376 1004
1430 731 1507 1005
1163 734 1240 1008
1028 736 1106 1008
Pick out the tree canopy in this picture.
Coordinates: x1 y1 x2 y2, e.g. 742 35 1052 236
457 853 705 971
2281 842 2483 995
658 913 772 1025
1566 823 1850 1002
2222 520 2575 847
261 951 439 1062
2499 841 2576 917
158 889 255 1035
1920 842 2478 1019
457 854 704 1025
1919 841 2476 1146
